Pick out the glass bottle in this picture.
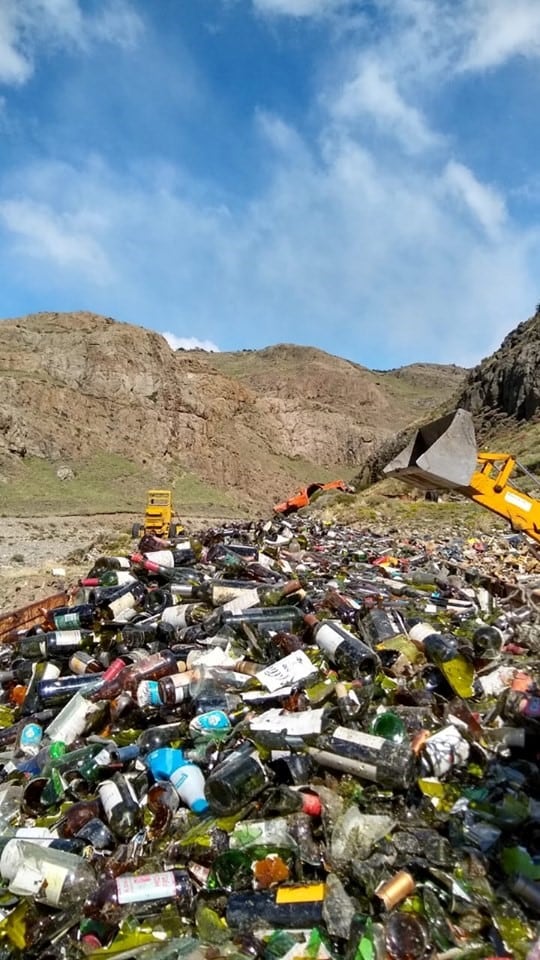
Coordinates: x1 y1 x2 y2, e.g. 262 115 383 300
310 725 416 788
49 604 98 631
408 622 474 699
0 838 96 908
84 868 193 921
20 660 61 716
98 772 144 840
204 742 270 816
13 630 97 660
304 614 380 680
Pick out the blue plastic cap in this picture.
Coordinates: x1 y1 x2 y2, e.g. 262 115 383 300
191 797 209 814
145 746 185 780
117 744 140 763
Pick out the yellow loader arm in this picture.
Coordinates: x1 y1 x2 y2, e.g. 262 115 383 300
383 408 540 544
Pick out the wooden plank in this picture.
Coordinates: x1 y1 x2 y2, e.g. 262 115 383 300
0 591 69 641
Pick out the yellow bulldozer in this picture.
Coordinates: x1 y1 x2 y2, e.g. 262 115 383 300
384 408 540 543
131 490 184 540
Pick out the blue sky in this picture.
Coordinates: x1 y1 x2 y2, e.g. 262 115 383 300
1 1 540 368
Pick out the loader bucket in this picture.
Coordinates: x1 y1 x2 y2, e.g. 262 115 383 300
383 408 478 492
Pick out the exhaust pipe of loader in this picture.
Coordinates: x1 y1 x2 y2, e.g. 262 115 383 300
383 408 478 492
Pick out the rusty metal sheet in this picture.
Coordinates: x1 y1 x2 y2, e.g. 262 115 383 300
0 591 69 642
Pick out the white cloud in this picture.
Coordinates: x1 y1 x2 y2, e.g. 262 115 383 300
0 197 111 280
332 58 440 154
442 161 507 238
462 0 540 70
162 332 220 352
0 0 143 87
251 0 343 16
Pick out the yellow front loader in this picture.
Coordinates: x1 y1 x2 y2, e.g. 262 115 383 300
131 490 184 540
383 408 540 543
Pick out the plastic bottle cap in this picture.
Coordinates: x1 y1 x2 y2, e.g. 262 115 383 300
191 797 210 814
301 792 322 816
146 747 186 780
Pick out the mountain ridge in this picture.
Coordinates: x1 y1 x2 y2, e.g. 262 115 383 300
0 310 466 514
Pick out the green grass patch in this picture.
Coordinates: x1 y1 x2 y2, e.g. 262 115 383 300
0 456 244 517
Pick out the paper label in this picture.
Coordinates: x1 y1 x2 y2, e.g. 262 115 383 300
162 605 189 628
314 623 343 657
424 725 469 776
54 630 82 646
137 681 163 707
222 589 260 614
45 694 90 744
250 707 325 737
0 840 23 880
98 780 123 817
256 650 317 693
38 862 69 905
116 871 176 904
55 613 80 627
108 593 135 616
9 863 46 899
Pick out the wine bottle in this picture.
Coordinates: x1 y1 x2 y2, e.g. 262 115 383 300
0 838 96 907
304 615 380 679
204 742 270 816
13 630 97 660
84 868 193 920
98 772 144 840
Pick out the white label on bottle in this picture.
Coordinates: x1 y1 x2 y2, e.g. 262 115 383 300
36 661 61 681
314 623 343 657
98 780 123 817
116 871 176 904
145 550 174 567
407 623 435 643
38 862 69 905
14 827 52 839
161 605 190 628
256 651 317 692
9 863 46 898
423 725 469 776
45 693 91 744
114 557 131 569
222 589 260 614
93 748 113 767
250 707 326 737
54 630 82 646
333 726 381 750
116 571 136 585
211 585 250 606
0 840 23 881
108 593 136 616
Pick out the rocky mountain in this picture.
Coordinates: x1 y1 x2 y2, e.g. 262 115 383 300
0 311 466 515
356 305 540 488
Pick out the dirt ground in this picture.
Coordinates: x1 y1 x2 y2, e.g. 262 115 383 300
0 513 237 613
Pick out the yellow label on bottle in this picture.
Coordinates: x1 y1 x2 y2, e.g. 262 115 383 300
276 883 325 904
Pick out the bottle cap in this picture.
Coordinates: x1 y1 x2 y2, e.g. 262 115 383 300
146 746 185 780
191 797 210 814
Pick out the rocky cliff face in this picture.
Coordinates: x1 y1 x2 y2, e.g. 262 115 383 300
0 311 466 509
455 310 540 432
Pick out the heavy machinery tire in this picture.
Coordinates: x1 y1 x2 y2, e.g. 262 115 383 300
168 523 177 539
132 523 144 538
